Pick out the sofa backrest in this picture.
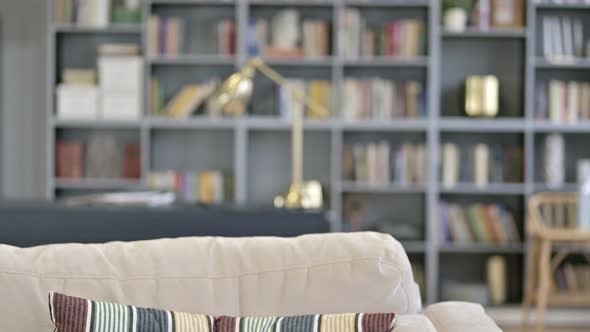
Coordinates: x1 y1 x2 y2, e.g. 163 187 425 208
0 232 421 331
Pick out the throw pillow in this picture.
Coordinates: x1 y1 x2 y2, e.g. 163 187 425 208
49 292 214 332
215 313 397 332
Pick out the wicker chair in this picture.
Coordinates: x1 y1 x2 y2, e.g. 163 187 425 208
523 192 590 332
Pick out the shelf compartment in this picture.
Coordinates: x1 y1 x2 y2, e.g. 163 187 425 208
150 129 235 173
344 192 426 239
439 253 524 304
247 131 331 205
439 243 525 254
440 118 526 132
441 38 524 118
340 181 426 194
440 183 526 195
534 133 590 184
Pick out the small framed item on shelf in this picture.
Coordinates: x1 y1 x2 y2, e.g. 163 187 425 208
491 0 524 29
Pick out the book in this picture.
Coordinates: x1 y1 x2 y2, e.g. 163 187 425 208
164 81 217 118
217 19 236 56
440 143 523 187
340 9 425 59
343 142 426 186
342 79 425 121
487 256 507 305
542 15 588 60
62 69 97 85
544 134 565 188
122 144 141 179
148 170 230 204
439 202 519 244
56 140 84 179
538 79 590 123
148 15 185 56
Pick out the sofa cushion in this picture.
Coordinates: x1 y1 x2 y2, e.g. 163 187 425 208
215 313 396 332
0 232 421 332
50 292 214 332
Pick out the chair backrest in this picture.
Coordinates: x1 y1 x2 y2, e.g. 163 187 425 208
528 192 578 235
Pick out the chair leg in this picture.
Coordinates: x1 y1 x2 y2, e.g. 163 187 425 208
522 238 539 330
536 240 551 332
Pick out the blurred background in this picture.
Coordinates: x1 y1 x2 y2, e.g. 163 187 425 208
1 0 590 330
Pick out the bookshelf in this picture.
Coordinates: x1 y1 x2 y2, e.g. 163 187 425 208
45 0 590 308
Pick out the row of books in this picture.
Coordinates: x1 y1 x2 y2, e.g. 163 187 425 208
440 143 524 188
342 142 427 186
247 10 331 58
148 16 235 56
147 171 230 204
554 264 590 292
340 9 425 59
341 79 426 121
278 80 332 120
54 0 141 26
535 80 590 123
469 0 525 31
56 137 140 180
438 202 520 244
542 16 588 60
150 79 219 118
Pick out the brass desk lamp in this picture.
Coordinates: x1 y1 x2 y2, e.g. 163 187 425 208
207 57 327 209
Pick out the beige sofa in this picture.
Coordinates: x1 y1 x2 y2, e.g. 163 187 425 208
0 232 501 331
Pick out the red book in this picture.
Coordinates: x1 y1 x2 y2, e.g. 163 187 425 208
56 140 67 178
122 144 141 179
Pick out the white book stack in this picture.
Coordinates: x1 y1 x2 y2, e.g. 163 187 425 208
57 85 100 120
57 69 99 120
544 134 565 188
98 44 143 120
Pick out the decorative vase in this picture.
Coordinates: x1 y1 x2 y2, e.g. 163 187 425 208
444 8 468 32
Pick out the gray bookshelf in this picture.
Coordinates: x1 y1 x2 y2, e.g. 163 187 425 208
46 0 590 307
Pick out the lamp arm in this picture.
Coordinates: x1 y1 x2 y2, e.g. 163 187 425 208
249 59 328 119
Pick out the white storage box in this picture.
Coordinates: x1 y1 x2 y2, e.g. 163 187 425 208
98 56 143 93
56 85 100 120
101 92 141 120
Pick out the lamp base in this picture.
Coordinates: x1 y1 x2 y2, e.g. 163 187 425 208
273 181 323 210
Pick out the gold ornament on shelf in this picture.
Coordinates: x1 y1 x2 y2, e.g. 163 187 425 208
208 57 326 209
465 75 499 117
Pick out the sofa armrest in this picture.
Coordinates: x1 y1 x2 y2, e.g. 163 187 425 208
424 302 503 332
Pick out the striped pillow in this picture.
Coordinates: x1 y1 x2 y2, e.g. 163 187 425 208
215 313 397 332
49 292 214 332
50 292 396 332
